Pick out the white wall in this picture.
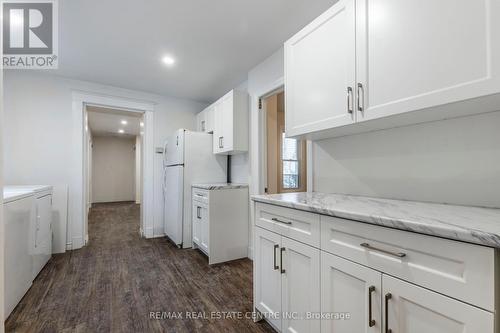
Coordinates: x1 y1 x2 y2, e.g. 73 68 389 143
314 111 500 208
92 136 136 203
0 47 5 331
3 71 203 251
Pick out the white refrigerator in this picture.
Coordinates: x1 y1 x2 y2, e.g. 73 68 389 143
163 129 227 248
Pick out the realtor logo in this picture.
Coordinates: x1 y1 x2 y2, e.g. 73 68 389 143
2 0 58 69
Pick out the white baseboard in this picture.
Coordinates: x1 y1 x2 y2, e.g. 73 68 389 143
144 227 154 238
72 236 84 250
247 246 253 260
66 242 73 251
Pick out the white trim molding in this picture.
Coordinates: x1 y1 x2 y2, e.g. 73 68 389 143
71 91 156 250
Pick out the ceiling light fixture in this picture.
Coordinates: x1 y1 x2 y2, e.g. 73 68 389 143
162 55 175 66
121 120 128 125
118 129 125 134
140 122 144 127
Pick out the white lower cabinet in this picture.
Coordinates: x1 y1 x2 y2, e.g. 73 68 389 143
321 252 381 333
253 202 496 333
255 227 282 330
383 275 493 333
281 237 320 333
32 193 53 279
192 201 208 254
254 227 321 333
191 187 248 264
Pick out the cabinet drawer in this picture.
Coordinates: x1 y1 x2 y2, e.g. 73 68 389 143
255 203 320 247
321 216 495 311
192 188 209 205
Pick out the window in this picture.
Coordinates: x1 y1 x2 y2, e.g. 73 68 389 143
282 132 300 189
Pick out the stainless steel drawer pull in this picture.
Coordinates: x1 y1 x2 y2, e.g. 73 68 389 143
347 86 354 114
385 293 392 333
271 217 292 225
368 286 376 327
280 247 286 274
273 244 279 270
357 82 365 112
360 243 406 258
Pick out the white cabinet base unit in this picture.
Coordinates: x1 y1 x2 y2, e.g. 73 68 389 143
285 0 500 140
31 187 53 279
254 226 320 333
3 192 34 319
252 194 500 333
4 185 54 319
191 185 249 265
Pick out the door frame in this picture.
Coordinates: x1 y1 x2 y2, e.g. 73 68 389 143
249 77 313 262
256 79 313 195
72 91 155 249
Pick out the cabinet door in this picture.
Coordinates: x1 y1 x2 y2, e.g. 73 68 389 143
321 252 381 333
196 111 203 132
192 202 202 246
200 205 209 254
220 92 234 152
285 0 356 138
254 227 282 331
205 105 215 133
356 0 500 122
281 237 320 333
213 100 223 153
383 275 494 333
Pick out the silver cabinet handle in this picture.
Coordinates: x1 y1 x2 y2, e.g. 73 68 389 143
220 136 224 148
385 293 392 333
201 120 206 132
273 244 279 270
347 86 354 114
368 286 376 327
272 217 292 225
197 206 201 219
360 243 406 258
280 247 286 274
218 136 223 149
176 136 179 146
357 83 365 112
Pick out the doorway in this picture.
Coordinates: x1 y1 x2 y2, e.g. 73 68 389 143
84 106 144 243
264 91 307 194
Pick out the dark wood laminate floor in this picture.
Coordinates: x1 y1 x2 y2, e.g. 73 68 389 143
6 202 274 333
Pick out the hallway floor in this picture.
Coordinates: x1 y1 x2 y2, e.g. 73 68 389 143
6 202 274 333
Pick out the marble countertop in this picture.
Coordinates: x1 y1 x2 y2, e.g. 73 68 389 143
192 183 249 190
251 192 500 248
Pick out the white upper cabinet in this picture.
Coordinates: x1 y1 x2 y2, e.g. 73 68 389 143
356 0 500 122
285 0 356 137
212 89 248 154
285 0 500 139
196 105 215 133
196 110 206 132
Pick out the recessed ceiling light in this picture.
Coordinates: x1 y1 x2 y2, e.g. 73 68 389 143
140 122 144 127
118 129 125 134
162 55 175 66
121 120 128 125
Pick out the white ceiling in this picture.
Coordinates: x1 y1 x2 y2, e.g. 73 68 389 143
57 0 337 103
87 106 143 137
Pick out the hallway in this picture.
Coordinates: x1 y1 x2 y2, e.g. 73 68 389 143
6 202 273 333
